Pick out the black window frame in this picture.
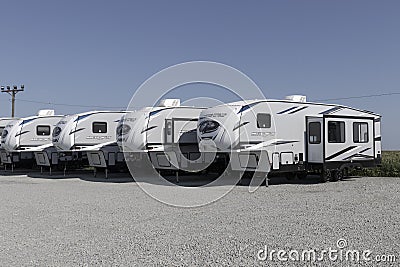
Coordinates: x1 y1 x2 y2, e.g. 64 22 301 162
353 122 369 143
309 122 321 144
328 121 345 143
256 113 271 128
92 122 108 133
36 125 51 136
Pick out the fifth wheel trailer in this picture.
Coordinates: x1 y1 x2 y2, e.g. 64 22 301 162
34 111 128 174
84 113 131 177
197 95 382 182
1 110 63 170
0 118 17 150
118 99 225 177
0 118 18 167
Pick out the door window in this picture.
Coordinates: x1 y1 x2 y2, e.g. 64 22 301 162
309 122 321 144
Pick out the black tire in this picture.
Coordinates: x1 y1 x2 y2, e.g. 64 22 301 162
297 172 308 180
331 170 344 182
320 169 331 183
343 168 349 179
331 170 339 182
285 172 296 180
336 170 344 181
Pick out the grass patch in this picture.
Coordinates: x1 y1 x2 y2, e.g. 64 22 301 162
350 151 400 177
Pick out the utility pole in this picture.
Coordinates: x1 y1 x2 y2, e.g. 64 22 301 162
1 84 25 117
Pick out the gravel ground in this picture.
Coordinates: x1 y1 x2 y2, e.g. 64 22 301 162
0 171 399 266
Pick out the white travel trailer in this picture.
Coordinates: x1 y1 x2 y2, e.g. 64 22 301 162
35 111 128 174
86 141 126 177
85 112 136 177
197 95 382 183
118 99 222 178
0 118 17 150
0 118 18 167
1 110 63 170
0 118 16 135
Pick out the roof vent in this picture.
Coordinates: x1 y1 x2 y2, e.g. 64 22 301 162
158 99 181 107
285 95 307 103
37 109 55 116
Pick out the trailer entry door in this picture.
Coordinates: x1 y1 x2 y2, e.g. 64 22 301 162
307 117 323 163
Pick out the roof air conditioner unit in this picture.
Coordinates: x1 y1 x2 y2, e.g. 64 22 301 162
158 99 181 107
37 110 55 116
285 95 307 103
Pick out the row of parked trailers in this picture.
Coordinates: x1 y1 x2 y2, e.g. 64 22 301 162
0 96 382 183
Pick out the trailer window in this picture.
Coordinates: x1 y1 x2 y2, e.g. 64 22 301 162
309 122 321 144
92 122 107 133
257 113 271 128
353 122 369 143
328 121 345 143
37 125 51 136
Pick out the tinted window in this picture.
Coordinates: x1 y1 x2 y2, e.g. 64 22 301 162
328 121 345 143
309 122 321 144
37 125 51 136
93 122 107 133
257 113 271 128
353 122 368 143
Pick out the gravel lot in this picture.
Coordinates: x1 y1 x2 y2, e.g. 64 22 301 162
0 171 399 266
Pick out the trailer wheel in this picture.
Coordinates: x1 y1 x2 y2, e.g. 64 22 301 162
320 169 331 183
285 172 295 180
338 170 344 180
297 172 307 180
330 170 339 182
343 167 349 178
331 170 343 181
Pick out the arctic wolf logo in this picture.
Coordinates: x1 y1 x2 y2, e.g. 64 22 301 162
86 136 112 140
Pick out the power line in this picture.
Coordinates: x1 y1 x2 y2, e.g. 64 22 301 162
314 92 400 102
2 91 399 110
1 84 25 117
13 98 127 109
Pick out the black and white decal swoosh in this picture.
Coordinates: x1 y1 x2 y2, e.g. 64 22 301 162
141 125 157 133
15 130 30 137
233 121 249 131
288 106 308 114
325 146 357 161
271 140 299 146
277 106 298 114
319 106 343 115
278 106 308 114
69 128 85 135
342 147 371 160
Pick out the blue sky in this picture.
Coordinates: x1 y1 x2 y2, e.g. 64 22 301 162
0 0 399 149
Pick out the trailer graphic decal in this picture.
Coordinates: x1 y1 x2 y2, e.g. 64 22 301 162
325 146 358 161
277 106 298 114
237 102 261 114
319 106 343 115
233 122 250 131
69 128 85 135
15 130 29 137
141 125 158 133
288 106 308 114
19 118 37 126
